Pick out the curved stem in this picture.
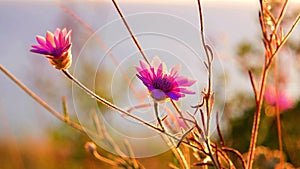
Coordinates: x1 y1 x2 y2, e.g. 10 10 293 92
62 69 159 131
197 0 213 137
222 147 247 169
154 102 165 131
61 69 201 150
197 1 219 168
92 149 118 166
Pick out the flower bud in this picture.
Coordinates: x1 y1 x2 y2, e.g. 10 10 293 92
30 28 72 70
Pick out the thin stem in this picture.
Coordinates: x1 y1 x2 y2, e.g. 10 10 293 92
123 140 141 169
58 3 145 103
247 10 300 169
247 64 270 169
126 103 152 113
62 69 160 131
197 0 213 137
274 59 284 168
92 149 118 166
200 109 207 135
0 65 85 134
111 0 150 65
204 139 220 169
162 134 189 169
176 126 195 148
154 102 165 131
61 69 201 150
267 15 300 67
175 146 190 169
216 112 225 147
197 1 219 168
171 100 190 128
273 0 288 34
62 96 69 121
248 71 258 102
222 147 246 169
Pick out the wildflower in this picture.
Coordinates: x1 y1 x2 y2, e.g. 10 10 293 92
30 28 72 70
264 87 294 111
136 56 196 102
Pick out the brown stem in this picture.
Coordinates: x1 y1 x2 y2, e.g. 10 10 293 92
0 65 85 134
197 0 213 137
273 0 288 34
58 3 145 103
267 15 300 66
171 100 190 128
111 0 150 65
273 59 284 168
247 9 300 169
247 64 270 169
154 102 165 131
222 147 246 169
62 69 160 131
196 1 219 168
248 71 258 102
61 69 201 150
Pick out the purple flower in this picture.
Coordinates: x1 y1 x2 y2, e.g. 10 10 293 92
136 56 196 101
264 87 294 111
30 28 72 70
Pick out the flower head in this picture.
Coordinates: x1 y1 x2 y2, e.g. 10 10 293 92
264 87 294 111
30 28 72 70
136 56 196 102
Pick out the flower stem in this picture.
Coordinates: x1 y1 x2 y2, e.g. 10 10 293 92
62 69 157 130
247 67 269 169
154 102 165 132
196 1 220 168
61 69 201 150
58 3 145 104
111 0 150 66
274 59 284 168
204 139 220 169
0 65 85 134
247 3 299 169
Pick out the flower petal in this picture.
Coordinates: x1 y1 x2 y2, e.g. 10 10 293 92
166 92 182 100
177 88 196 94
139 60 149 70
156 63 163 77
170 64 181 77
152 56 162 68
176 77 197 86
46 31 55 50
36 35 46 46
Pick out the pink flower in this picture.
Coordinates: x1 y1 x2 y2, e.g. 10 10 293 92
264 87 294 111
30 28 72 70
136 56 196 101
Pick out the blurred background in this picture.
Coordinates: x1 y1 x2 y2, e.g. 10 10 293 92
0 0 300 168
